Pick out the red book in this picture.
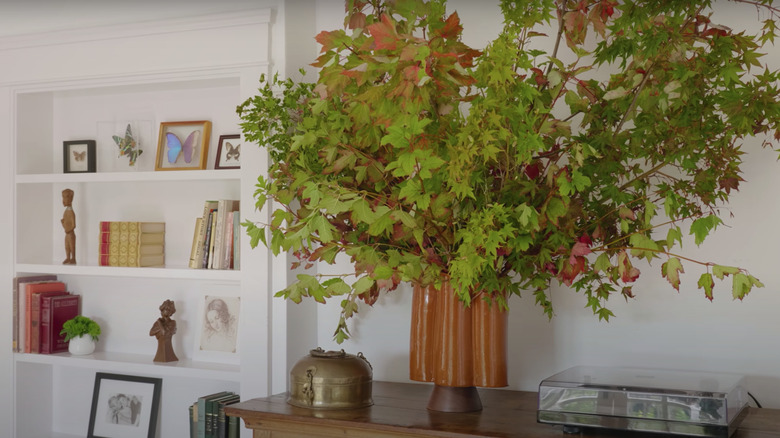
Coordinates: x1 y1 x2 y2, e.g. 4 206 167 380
25 281 66 353
40 294 80 354
13 275 57 352
30 290 69 353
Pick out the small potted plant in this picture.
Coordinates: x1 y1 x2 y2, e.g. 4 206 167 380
60 315 101 355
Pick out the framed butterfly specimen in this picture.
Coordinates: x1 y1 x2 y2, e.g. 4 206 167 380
155 120 211 171
63 140 96 173
215 134 241 170
113 123 143 166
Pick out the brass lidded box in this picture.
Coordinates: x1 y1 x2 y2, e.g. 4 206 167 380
288 347 373 409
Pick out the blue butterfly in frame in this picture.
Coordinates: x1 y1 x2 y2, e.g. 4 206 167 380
165 130 201 164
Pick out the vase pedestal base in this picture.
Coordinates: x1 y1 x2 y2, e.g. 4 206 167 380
426 385 482 412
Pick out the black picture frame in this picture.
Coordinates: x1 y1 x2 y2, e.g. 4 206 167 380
63 140 96 173
88 372 162 438
215 134 241 169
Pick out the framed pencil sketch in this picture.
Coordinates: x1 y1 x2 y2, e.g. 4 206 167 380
88 372 162 438
63 140 96 173
215 134 240 169
194 295 240 364
154 120 211 171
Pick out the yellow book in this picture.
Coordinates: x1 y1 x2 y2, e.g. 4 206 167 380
98 221 165 267
189 217 204 268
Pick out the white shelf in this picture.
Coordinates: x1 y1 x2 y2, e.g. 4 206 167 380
15 263 241 281
6 10 271 437
15 351 240 382
16 169 240 184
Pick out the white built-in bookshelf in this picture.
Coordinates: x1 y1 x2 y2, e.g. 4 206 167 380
5 10 276 438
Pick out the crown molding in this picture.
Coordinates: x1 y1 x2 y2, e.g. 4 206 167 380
0 8 272 51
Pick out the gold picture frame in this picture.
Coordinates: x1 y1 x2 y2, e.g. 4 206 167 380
155 120 211 171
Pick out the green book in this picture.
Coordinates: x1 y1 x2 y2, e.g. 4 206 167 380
227 415 239 438
208 392 237 438
197 391 232 438
215 394 240 438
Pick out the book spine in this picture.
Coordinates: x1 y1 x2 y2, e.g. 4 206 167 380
190 403 197 438
197 398 208 438
118 221 130 267
205 398 214 438
25 281 66 353
195 201 218 269
202 210 215 269
51 295 80 353
223 212 234 270
30 293 45 353
39 297 52 354
232 213 240 270
207 212 218 269
139 244 164 255
138 222 165 233
227 416 238 438
213 200 227 270
189 217 204 268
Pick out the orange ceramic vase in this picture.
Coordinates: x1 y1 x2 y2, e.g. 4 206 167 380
409 280 508 412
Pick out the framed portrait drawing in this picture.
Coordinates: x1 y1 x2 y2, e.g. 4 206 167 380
215 134 240 169
194 295 240 364
88 372 162 438
63 140 96 173
154 120 211 171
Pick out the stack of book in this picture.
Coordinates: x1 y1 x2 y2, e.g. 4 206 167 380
13 275 81 354
98 221 165 267
189 200 240 270
189 391 240 438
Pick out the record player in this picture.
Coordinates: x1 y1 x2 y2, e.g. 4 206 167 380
537 366 749 437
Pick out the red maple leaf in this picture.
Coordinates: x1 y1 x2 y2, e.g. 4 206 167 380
718 176 742 194
367 14 398 51
570 241 592 263
439 11 463 39
560 256 586 286
618 251 641 283
530 67 548 86
347 11 366 30
315 30 339 53
524 162 542 179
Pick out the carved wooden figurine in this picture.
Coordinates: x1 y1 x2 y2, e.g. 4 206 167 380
61 188 76 265
149 299 178 362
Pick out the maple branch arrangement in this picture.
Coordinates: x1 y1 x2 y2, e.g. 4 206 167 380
238 0 780 342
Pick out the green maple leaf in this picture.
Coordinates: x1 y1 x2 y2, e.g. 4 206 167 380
353 276 375 294
720 64 742 86
690 215 722 246
661 257 684 291
712 264 740 280
698 273 715 301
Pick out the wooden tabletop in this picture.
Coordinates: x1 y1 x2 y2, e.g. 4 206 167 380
225 381 780 438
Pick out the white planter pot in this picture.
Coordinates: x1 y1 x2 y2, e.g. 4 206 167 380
68 335 96 355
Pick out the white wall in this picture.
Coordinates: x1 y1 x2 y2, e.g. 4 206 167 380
303 0 780 409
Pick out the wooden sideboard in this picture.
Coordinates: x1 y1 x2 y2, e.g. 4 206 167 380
225 381 780 438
